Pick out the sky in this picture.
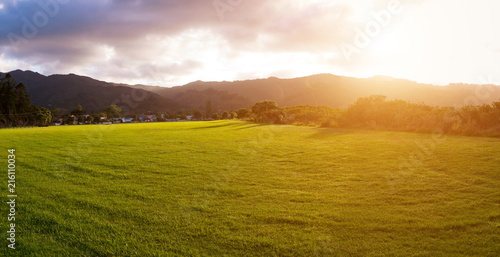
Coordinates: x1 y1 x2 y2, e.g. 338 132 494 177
0 0 499 87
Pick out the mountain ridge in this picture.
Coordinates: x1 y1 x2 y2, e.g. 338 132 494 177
2 70 500 114
0 70 177 113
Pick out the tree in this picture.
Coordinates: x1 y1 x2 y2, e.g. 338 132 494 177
252 100 279 116
236 108 251 119
205 100 213 119
85 115 93 124
230 111 238 119
0 74 43 127
221 111 229 119
12 83 32 126
193 109 202 120
251 100 280 123
0 74 17 125
70 105 84 116
14 83 31 115
93 112 107 123
35 107 52 126
212 113 220 120
342 95 387 128
102 105 121 119
50 107 64 119
66 116 76 125
179 114 188 120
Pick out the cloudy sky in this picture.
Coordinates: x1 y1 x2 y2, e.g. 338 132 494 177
1 0 499 86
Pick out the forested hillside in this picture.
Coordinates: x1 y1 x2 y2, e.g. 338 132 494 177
3 70 500 114
2 70 177 113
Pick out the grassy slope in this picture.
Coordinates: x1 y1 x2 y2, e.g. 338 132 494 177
0 121 499 256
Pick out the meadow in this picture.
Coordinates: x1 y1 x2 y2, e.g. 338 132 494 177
0 121 499 256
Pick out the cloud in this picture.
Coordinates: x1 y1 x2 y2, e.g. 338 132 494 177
0 0 499 86
0 1 355 52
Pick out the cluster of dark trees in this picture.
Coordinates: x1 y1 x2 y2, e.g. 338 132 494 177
243 97 500 136
0 74 51 127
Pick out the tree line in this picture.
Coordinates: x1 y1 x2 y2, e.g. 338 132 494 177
2 73 499 136
242 97 500 136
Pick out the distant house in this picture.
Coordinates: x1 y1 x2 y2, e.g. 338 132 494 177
139 115 157 122
79 115 90 124
113 117 134 123
52 118 63 125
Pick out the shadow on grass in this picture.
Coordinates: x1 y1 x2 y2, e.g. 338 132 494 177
306 127 357 139
191 121 273 130
232 123 274 130
190 121 241 130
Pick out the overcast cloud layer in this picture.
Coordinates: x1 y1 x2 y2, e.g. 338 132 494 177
1 0 499 86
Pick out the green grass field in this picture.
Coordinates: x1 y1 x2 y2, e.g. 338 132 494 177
1 121 499 256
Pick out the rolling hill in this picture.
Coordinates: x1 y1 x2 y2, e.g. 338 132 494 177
1 70 177 113
2 70 500 114
146 74 500 109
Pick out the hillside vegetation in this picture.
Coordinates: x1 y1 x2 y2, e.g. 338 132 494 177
4 70 500 113
1 70 177 113
150 74 500 110
245 96 500 137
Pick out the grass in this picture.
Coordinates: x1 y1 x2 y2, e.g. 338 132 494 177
0 120 499 256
